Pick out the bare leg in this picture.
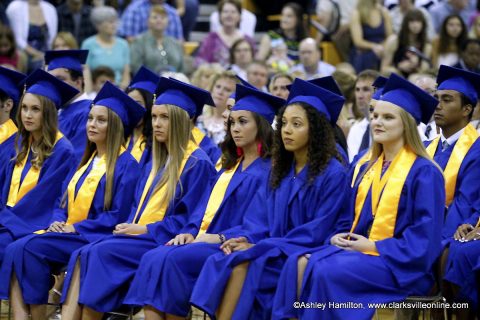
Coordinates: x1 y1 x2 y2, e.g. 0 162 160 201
216 262 249 320
47 272 65 318
61 260 82 320
144 305 165 320
30 304 46 320
81 306 103 320
297 256 309 299
10 273 29 320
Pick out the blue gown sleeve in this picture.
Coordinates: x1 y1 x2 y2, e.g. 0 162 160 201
375 162 445 289
146 155 216 243
0 138 76 238
72 154 141 240
442 145 480 239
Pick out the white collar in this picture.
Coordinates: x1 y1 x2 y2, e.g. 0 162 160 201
440 126 465 146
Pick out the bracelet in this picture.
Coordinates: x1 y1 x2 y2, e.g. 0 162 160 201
219 234 226 243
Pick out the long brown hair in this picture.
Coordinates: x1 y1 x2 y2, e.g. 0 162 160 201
151 104 193 208
220 111 273 169
15 94 58 169
438 14 467 54
78 108 124 210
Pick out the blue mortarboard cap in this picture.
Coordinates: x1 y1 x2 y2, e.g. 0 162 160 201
93 81 146 136
236 75 256 89
286 78 345 124
154 77 215 118
24 69 79 108
232 84 285 123
0 67 26 105
437 65 480 105
372 75 388 101
380 73 438 125
45 50 89 73
128 66 160 94
308 76 342 96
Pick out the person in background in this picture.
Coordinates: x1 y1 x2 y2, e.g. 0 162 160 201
269 73 293 100
6 0 58 73
119 0 184 41
87 66 115 99
332 69 357 138
389 0 435 40
57 0 96 45
431 14 468 68
453 38 480 73
195 0 255 68
191 63 224 90
290 38 336 80
228 38 253 81
256 2 307 62
0 25 27 73
430 0 476 34
210 4 256 38
381 9 431 78
349 0 393 73
130 4 183 75
246 60 269 92
52 32 78 50
469 13 480 39
81 6 130 88
197 71 237 145
411 73 441 141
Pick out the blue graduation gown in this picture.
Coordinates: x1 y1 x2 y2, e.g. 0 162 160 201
0 152 140 304
60 149 215 313
425 139 480 241
199 134 221 164
190 158 349 319
123 158 271 317
444 239 480 307
0 133 16 173
272 157 445 320
0 137 76 262
58 99 91 163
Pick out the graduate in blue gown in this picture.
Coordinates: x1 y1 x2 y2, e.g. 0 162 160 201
0 67 26 173
0 81 143 320
125 66 159 170
59 77 216 319
0 69 77 264
123 84 285 319
45 50 93 163
428 66 480 317
272 73 445 320
423 66 480 242
189 78 349 320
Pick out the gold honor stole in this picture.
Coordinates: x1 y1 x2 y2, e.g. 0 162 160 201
131 141 200 227
350 147 417 256
351 150 372 187
426 124 479 206
191 126 205 146
128 135 146 163
197 159 241 236
0 119 17 145
66 148 125 225
7 132 64 207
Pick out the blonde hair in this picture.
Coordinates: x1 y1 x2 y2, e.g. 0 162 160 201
202 70 238 117
363 106 439 175
52 32 79 49
15 94 58 169
190 63 224 89
151 104 193 208
78 108 124 210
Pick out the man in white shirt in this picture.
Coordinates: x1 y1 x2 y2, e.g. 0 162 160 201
289 38 335 80
347 70 378 162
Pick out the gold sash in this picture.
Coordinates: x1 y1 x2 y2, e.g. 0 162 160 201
426 124 479 206
191 126 205 146
7 132 63 207
351 150 371 187
197 159 241 236
0 119 17 145
66 148 125 225
350 147 417 256
128 134 146 163
132 141 200 227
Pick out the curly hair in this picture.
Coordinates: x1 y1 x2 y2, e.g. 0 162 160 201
220 111 273 170
270 102 341 189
